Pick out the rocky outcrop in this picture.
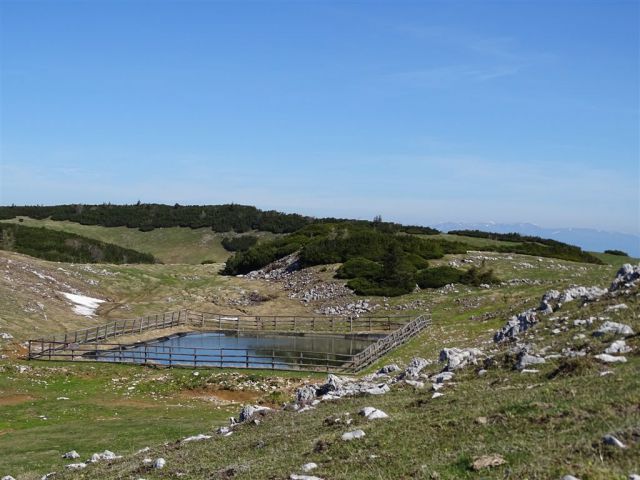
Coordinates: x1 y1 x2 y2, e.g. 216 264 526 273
439 348 484 371
610 263 640 291
494 310 538 342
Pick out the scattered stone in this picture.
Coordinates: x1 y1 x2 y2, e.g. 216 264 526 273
88 450 120 462
516 353 546 371
65 463 87 470
359 407 389 420
341 430 366 441
628 474 640 480
605 340 632 354
0 332 14 340
606 303 629 311
573 318 594 327
472 454 506 470
62 450 80 459
475 416 488 425
377 364 401 375
153 458 166 469
1 476 16 480
301 462 318 472
594 321 634 337
432 371 455 383
595 354 627 364
562 476 581 480
603 434 627 449
238 405 273 423
290 475 324 480
404 380 424 389
181 434 211 443
432 392 444 399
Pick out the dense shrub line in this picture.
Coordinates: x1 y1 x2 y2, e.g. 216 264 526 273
0 204 441 237
604 249 629 257
0 204 309 234
447 229 603 264
0 224 156 264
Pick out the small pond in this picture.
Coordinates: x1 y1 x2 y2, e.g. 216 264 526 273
92 331 380 370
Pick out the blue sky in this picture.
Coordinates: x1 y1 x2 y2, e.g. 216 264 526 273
1 0 638 234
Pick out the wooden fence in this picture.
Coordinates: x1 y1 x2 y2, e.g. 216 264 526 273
28 310 431 373
347 314 431 371
187 310 412 333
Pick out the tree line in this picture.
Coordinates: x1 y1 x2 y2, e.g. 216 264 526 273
0 204 441 236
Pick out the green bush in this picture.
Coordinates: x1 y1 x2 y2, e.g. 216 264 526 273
335 257 383 280
221 235 258 252
460 266 500 286
416 266 464 288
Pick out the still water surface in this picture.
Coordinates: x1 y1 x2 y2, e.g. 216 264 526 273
95 332 377 369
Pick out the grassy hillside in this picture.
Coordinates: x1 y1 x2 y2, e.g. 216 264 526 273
1 218 280 264
0 223 155 264
1 260 637 479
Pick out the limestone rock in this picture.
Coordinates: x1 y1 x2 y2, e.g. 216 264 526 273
471 454 506 470
181 434 211 443
295 385 317 404
238 405 273 423
301 462 318 472
62 450 80 459
359 407 389 420
595 354 627 364
439 347 484 371
594 321 634 337
516 353 546 371
610 263 640 291
603 434 627 448
402 357 431 378
605 340 631 354
494 310 537 342
341 429 366 441
377 364 401 375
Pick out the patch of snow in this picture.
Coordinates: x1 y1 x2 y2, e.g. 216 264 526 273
59 292 104 316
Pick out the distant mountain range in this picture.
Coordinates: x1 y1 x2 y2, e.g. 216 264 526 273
434 222 640 258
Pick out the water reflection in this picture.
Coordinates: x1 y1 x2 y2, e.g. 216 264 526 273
95 332 377 369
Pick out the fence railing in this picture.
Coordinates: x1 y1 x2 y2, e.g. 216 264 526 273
187 311 412 333
347 314 431 371
29 310 188 358
28 310 431 372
